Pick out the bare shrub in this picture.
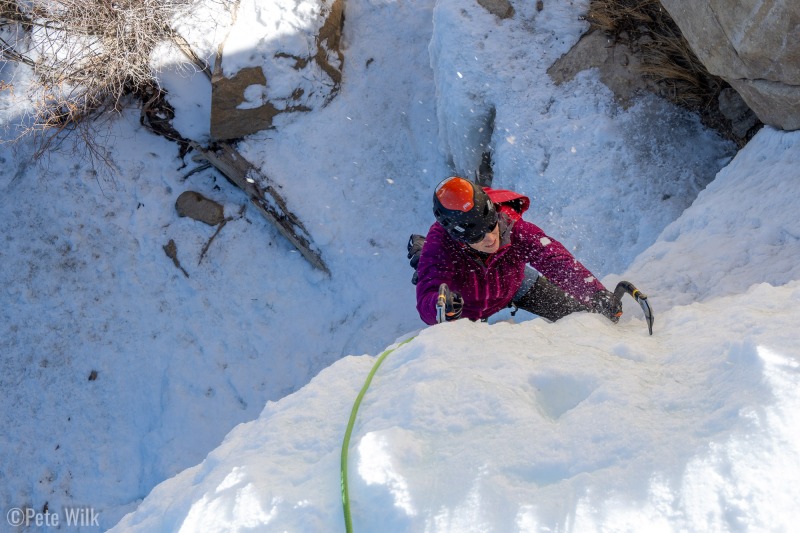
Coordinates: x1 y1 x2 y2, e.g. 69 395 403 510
0 0 191 159
587 0 661 36
586 0 719 106
586 0 756 145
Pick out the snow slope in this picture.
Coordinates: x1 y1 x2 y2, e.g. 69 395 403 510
113 126 800 531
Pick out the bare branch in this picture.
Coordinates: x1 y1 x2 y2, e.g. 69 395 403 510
1 0 235 163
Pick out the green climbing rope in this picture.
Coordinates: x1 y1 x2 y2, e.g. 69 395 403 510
340 336 414 533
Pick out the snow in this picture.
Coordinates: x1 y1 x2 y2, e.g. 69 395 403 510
625 126 800 308
112 275 800 532
1 0 798 531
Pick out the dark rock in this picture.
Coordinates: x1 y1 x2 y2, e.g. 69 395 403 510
210 67 280 143
175 191 224 226
477 0 514 19
718 88 760 138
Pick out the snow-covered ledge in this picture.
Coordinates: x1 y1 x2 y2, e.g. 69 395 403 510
210 0 345 140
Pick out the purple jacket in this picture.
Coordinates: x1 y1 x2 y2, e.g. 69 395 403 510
415 188 606 325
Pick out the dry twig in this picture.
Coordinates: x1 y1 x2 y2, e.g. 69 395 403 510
0 0 214 161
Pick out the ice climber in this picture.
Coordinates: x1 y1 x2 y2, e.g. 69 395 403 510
409 176 623 325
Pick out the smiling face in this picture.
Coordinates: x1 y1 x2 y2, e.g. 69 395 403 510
433 177 499 245
467 223 500 253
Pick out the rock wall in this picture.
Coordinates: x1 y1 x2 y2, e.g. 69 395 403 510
210 0 344 141
659 0 800 131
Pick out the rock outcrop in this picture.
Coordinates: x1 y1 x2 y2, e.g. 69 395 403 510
210 0 345 141
548 30 653 107
659 0 800 131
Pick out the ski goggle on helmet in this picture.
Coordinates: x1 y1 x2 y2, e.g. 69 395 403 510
433 176 498 244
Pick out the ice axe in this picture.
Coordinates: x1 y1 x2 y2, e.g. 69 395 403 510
614 281 654 335
436 283 448 324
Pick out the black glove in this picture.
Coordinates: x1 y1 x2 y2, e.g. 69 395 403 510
591 289 622 323
407 234 426 266
407 234 426 285
436 284 464 322
445 290 463 321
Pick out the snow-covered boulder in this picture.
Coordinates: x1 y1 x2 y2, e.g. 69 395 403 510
210 0 344 140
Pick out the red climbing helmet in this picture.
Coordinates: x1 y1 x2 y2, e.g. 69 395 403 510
432 176 497 244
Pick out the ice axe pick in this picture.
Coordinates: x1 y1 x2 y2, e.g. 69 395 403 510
613 281 654 335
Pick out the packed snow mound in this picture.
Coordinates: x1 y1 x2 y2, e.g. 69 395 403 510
624 127 800 309
113 128 800 532
112 283 800 532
